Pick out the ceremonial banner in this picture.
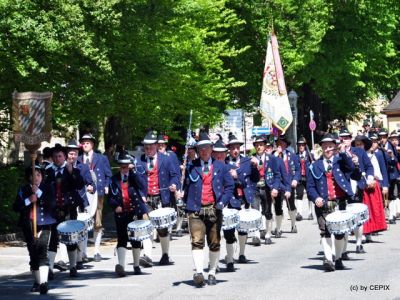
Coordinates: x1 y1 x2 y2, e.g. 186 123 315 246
259 34 293 132
12 91 53 145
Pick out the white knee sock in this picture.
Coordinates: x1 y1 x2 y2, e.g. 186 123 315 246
192 249 204 274
59 243 68 262
260 215 267 231
160 236 170 255
226 243 234 263
68 249 77 269
93 230 102 255
276 215 283 232
321 237 333 262
289 210 297 227
238 235 247 256
208 251 220 276
342 233 348 253
132 248 140 267
142 238 153 259
389 200 396 219
82 232 88 257
354 226 363 246
176 214 183 231
265 220 272 238
77 240 84 262
252 230 260 240
117 247 126 268
335 238 345 259
39 266 49 284
48 251 56 271
295 200 303 215
308 201 313 215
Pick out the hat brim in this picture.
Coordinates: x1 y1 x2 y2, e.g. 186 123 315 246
319 138 337 145
79 138 96 143
196 140 213 148
142 139 158 145
213 147 227 152
117 159 131 164
227 140 244 146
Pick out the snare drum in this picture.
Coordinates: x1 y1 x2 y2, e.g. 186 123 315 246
346 203 369 226
222 208 240 230
77 212 94 231
149 207 177 229
325 211 357 235
57 220 86 245
127 220 153 241
237 208 262 233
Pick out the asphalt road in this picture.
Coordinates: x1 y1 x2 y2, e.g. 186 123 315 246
1 203 399 300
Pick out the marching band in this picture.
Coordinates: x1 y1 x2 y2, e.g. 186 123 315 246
13 127 400 294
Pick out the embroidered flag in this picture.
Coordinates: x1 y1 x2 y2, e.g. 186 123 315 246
259 34 293 132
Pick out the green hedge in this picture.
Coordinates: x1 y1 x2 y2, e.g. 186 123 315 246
0 165 24 234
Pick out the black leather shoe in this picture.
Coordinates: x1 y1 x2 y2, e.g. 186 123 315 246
139 255 153 268
76 262 83 270
69 267 78 278
54 260 68 271
159 253 171 265
208 274 217 286
238 255 247 264
341 252 350 261
93 253 102 262
252 237 261 246
115 264 125 277
39 282 48 295
30 282 40 292
48 269 54 281
335 258 345 270
323 259 335 272
134 266 142 275
275 231 282 238
193 273 205 287
296 213 303 221
356 245 366 254
265 237 272 245
226 262 235 272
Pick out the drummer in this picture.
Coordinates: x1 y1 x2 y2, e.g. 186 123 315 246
46 144 86 278
306 133 355 271
184 132 234 286
66 140 95 269
13 165 56 294
338 129 374 257
108 152 149 276
224 133 259 269
137 130 180 267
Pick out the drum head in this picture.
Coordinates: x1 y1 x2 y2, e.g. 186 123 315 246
128 220 152 229
57 220 85 233
149 207 175 218
238 208 261 221
223 208 238 217
346 203 368 214
77 212 91 222
325 211 354 222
